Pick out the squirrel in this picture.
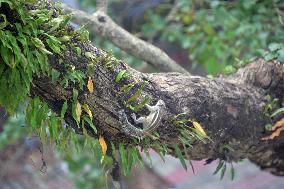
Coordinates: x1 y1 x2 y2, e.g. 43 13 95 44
118 100 166 138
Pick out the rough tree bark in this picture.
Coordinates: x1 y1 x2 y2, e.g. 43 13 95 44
32 36 284 175
5 1 284 177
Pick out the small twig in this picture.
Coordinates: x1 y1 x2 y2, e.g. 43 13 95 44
274 2 284 25
61 3 189 74
165 0 179 22
96 0 108 13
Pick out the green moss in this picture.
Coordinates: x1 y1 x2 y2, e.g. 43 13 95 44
0 0 74 113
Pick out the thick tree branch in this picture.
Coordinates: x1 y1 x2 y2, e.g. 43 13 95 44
60 3 189 74
30 26 284 175
4 1 284 177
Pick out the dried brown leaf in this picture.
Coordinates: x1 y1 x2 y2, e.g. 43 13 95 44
87 77 94 93
262 118 284 140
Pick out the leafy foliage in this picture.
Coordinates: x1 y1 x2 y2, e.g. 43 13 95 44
260 42 284 63
0 0 71 113
213 160 235 180
79 0 284 74
0 2 106 183
140 0 284 74
264 96 284 129
0 1 44 113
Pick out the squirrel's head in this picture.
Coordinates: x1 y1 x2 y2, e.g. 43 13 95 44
157 100 165 107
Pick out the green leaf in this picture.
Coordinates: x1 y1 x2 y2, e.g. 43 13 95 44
83 116 97 134
126 81 148 103
264 52 277 61
51 68 60 84
152 144 166 162
24 0 38 4
61 100 68 119
189 160 195 174
72 89 78 102
213 160 224 175
119 143 127 174
0 63 5 76
223 65 237 75
0 45 14 68
256 48 266 56
48 16 64 33
133 148 144 169
220 163 227 180
264 123 272 131
119 83 135 93
230 164 235 180
271 107 284 117
70 131 80 153
32 37 52 55
48 116 59 140
277 49 284 63
85 52 95 59
179 136 192 148
76 26 89 41
59 36 71 42
75 47 81 56
115 70 127 83
268 43 281 52
126 147 134 174
132 96 150 112
174 144 187 170
222 144 234 152
144 147 153 168
61 14 72 28
0 14 8 30
45 34 61 54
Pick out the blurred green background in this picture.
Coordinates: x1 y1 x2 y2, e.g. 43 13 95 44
79 0 284 74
